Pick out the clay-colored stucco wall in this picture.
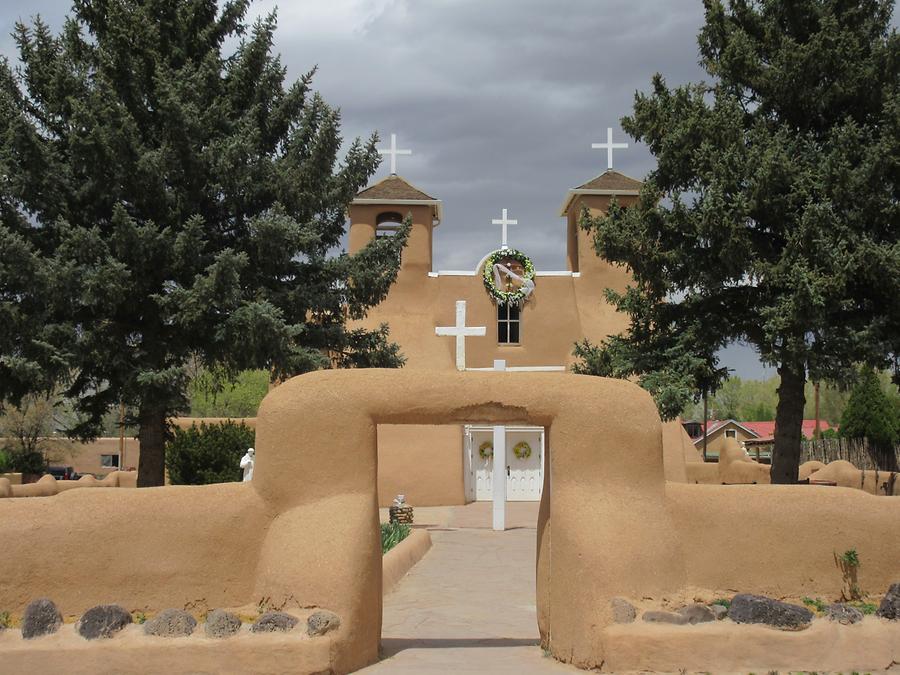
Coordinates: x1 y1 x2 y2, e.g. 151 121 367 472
1 370 899 673
377 424 465 506
349 191 632 373
354 272 629 372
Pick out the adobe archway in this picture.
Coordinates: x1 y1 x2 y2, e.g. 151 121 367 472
251 369 686 671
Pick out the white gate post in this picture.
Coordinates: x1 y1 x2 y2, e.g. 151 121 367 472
492 359 507 531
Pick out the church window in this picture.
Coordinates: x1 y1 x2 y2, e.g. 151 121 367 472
497 304 520 344
375 211 404 237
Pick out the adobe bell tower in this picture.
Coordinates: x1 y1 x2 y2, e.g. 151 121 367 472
348 174 442 275
559 170 642 273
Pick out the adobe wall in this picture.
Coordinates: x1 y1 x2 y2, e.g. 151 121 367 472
377 424 465 506
0 471 137 498
1 370 898 674
354 268 629 374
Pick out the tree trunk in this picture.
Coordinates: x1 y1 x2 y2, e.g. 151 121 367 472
702 389 709 462
771 362 807 484
137 404 167 487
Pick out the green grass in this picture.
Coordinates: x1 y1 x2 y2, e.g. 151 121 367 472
802 596 829 613
381 521 411 555
711 598 731 609
0 611 10 629
847 600 878 615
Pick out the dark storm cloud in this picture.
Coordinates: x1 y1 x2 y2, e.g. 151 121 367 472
239 0 709 270
1 0 780 376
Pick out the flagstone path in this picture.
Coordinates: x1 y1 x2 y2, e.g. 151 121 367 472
360 503 581 674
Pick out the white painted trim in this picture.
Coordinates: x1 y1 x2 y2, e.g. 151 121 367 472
430 269 578 277
467 424 544 433
559 188 640 216
465 365 566 372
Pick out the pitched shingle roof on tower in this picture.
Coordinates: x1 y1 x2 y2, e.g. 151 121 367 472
355 175 436 201
352 175 442 222
559 169 643 216
575 170 643 192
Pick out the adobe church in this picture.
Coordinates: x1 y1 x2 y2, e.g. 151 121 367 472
348 155 662 507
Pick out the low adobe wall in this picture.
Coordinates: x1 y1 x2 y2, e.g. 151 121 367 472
0 370 898 674
685 438 900 495
0 471 137 498
382 528 432 594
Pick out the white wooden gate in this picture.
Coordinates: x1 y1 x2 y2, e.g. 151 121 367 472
464 425 543 502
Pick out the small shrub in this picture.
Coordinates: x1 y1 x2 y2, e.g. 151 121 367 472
848 600 877 615
840 549 860 567
0 611 10 628
711 598 730 609
7 449 45 475
0 449 9 472
165 421 255 485
380 522 411 554
133 611 147 624
837 548 863 601
802 596 828 613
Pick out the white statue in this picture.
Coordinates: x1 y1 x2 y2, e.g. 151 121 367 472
493 262 535 299
240 447 255 482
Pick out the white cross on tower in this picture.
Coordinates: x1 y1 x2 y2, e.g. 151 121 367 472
491 208 518 250
591 127 629 170
435 300 486 371
378 133 412 175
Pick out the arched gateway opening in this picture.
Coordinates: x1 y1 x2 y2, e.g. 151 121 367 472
252 368 682 673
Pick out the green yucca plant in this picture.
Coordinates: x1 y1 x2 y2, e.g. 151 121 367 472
380 522 411 555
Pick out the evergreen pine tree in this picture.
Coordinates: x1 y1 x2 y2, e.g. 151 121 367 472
840 366 900 463
578 0 900 482
0 1 409 486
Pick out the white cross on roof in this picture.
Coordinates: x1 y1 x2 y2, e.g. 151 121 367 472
378 133 412 175
591 127 629 170
491 208 518 250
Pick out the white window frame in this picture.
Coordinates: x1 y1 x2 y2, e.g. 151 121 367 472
725 429 737 439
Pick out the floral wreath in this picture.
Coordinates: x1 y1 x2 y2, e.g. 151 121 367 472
513 441 532 461
478 441 493 460
482 249 536 306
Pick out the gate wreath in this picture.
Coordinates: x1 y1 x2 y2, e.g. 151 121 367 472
513 441 532 460
478 441 493 460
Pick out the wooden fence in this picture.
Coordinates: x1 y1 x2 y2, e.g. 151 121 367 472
800 437 900 471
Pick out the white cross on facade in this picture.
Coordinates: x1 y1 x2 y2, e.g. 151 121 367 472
591 127 629 170
491 208 518 249
435 300 486 371
378 133 412 175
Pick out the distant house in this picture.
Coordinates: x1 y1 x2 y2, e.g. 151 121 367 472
741 420 835 441
687 420 761 461
683 419 836 461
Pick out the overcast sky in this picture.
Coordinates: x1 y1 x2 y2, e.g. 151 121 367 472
1 0 787 378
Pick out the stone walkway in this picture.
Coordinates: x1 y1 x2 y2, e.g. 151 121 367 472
361 503 580 674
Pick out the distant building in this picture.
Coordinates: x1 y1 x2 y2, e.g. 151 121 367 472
686 418 836 461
